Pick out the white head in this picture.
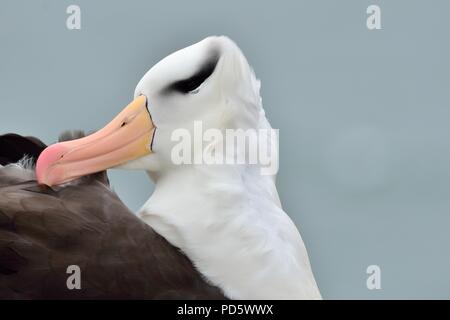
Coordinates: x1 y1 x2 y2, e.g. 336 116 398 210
37 36 271 184
125 36 274 179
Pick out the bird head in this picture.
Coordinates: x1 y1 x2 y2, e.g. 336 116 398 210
36 36 266 186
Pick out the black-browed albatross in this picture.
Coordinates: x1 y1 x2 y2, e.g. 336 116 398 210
0 36 321 299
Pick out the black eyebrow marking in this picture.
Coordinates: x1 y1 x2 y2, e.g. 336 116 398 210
164 51 220 94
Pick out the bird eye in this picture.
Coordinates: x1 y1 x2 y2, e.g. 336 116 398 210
165 52 219 95
189 87 200 95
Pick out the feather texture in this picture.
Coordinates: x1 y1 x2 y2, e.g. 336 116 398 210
0 133 226 299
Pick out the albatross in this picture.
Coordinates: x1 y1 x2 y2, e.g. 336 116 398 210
0 36 321 299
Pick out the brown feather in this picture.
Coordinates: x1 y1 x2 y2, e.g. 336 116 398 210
0 133 226 299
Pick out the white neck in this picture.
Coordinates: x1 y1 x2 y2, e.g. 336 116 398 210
138 165 321 299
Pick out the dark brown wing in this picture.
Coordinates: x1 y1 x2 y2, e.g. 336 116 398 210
0 133 226 299
0 133 46 166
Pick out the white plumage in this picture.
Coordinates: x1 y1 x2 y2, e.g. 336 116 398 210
125 36 322 299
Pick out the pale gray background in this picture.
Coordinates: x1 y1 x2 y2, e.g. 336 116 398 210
1 0 449 299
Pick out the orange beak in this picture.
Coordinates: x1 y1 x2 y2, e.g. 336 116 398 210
36 96 155 186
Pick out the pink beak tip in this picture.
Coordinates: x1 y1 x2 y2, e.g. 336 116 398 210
36 143 67 185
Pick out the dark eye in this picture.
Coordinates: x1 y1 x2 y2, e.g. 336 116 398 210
166 53 219 94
